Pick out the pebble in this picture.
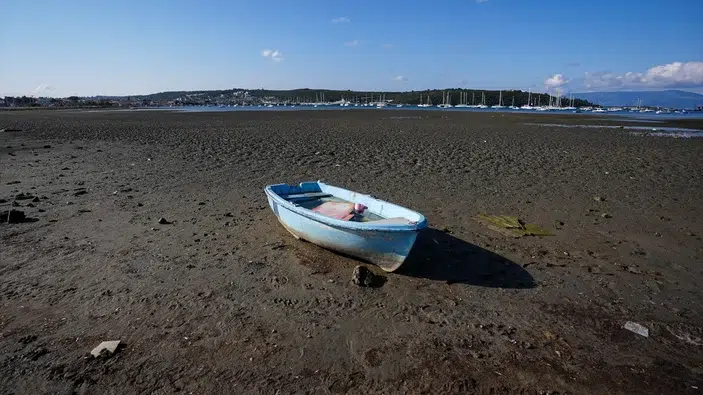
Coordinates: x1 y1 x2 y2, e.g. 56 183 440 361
158 217 171 225
623 321 649 338
351 265 374 287
90 340 121 358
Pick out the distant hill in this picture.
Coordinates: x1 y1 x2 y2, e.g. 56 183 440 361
138 88 593 107
573 90 703 109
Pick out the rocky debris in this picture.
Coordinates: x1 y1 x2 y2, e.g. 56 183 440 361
593 196 605 202
90 340 122 358
43 145 52 149
73 190 88 197
0 198 7 203
623 321 649 337
158 217 171 225
1 128 23 132
601 213 612 218
31 196 40 203
351 265 374 287
6 180 21 185
1 209 27 223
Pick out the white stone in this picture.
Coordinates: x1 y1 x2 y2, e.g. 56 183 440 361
90 340 121 357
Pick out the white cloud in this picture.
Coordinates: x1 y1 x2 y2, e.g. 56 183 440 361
261 49 283 62
393 75 407 81
344 40 359 47
29 84 56 97
331 17 350 23
583 62 703 90
545 74 569 89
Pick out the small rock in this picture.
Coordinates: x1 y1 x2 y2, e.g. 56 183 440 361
0 198 6 203
73 190 88 197
224 212 234 217
623 321 649 337
158 217 171 225
11 201 20 207
626 266 641 274
351 265 374 287
43 145 52 149
601 213 612 218
90 340 121 358
32 196 40 203
593 196 605 202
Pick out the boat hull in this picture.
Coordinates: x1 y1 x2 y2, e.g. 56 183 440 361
265 183 425 272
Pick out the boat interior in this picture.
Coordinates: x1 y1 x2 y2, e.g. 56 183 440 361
279 191 414 225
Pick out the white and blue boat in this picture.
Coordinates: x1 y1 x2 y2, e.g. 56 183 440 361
264 181 428 272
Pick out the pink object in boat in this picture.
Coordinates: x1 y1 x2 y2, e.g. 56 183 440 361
354 203 366 213
311 202 355 221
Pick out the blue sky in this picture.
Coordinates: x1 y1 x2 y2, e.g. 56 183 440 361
1 0 702 97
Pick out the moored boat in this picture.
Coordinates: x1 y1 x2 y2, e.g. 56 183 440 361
264 181 428 271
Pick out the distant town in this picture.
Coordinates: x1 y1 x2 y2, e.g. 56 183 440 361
2 88 701 112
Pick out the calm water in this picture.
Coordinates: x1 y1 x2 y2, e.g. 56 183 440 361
150 104 703 120
524 123 703 138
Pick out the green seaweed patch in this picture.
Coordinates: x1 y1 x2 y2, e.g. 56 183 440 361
476 214 554 237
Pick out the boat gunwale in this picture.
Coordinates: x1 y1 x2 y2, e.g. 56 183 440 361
264 182 428 233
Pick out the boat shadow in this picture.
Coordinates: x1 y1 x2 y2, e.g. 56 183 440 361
399 228 536 289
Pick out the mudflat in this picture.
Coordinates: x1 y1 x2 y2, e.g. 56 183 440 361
1 109 701 394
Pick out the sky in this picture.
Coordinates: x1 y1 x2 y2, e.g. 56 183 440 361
1 0 702 97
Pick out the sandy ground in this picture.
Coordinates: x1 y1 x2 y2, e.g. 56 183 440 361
1 109 702 395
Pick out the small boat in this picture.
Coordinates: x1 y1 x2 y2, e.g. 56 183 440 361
264 181 428 272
